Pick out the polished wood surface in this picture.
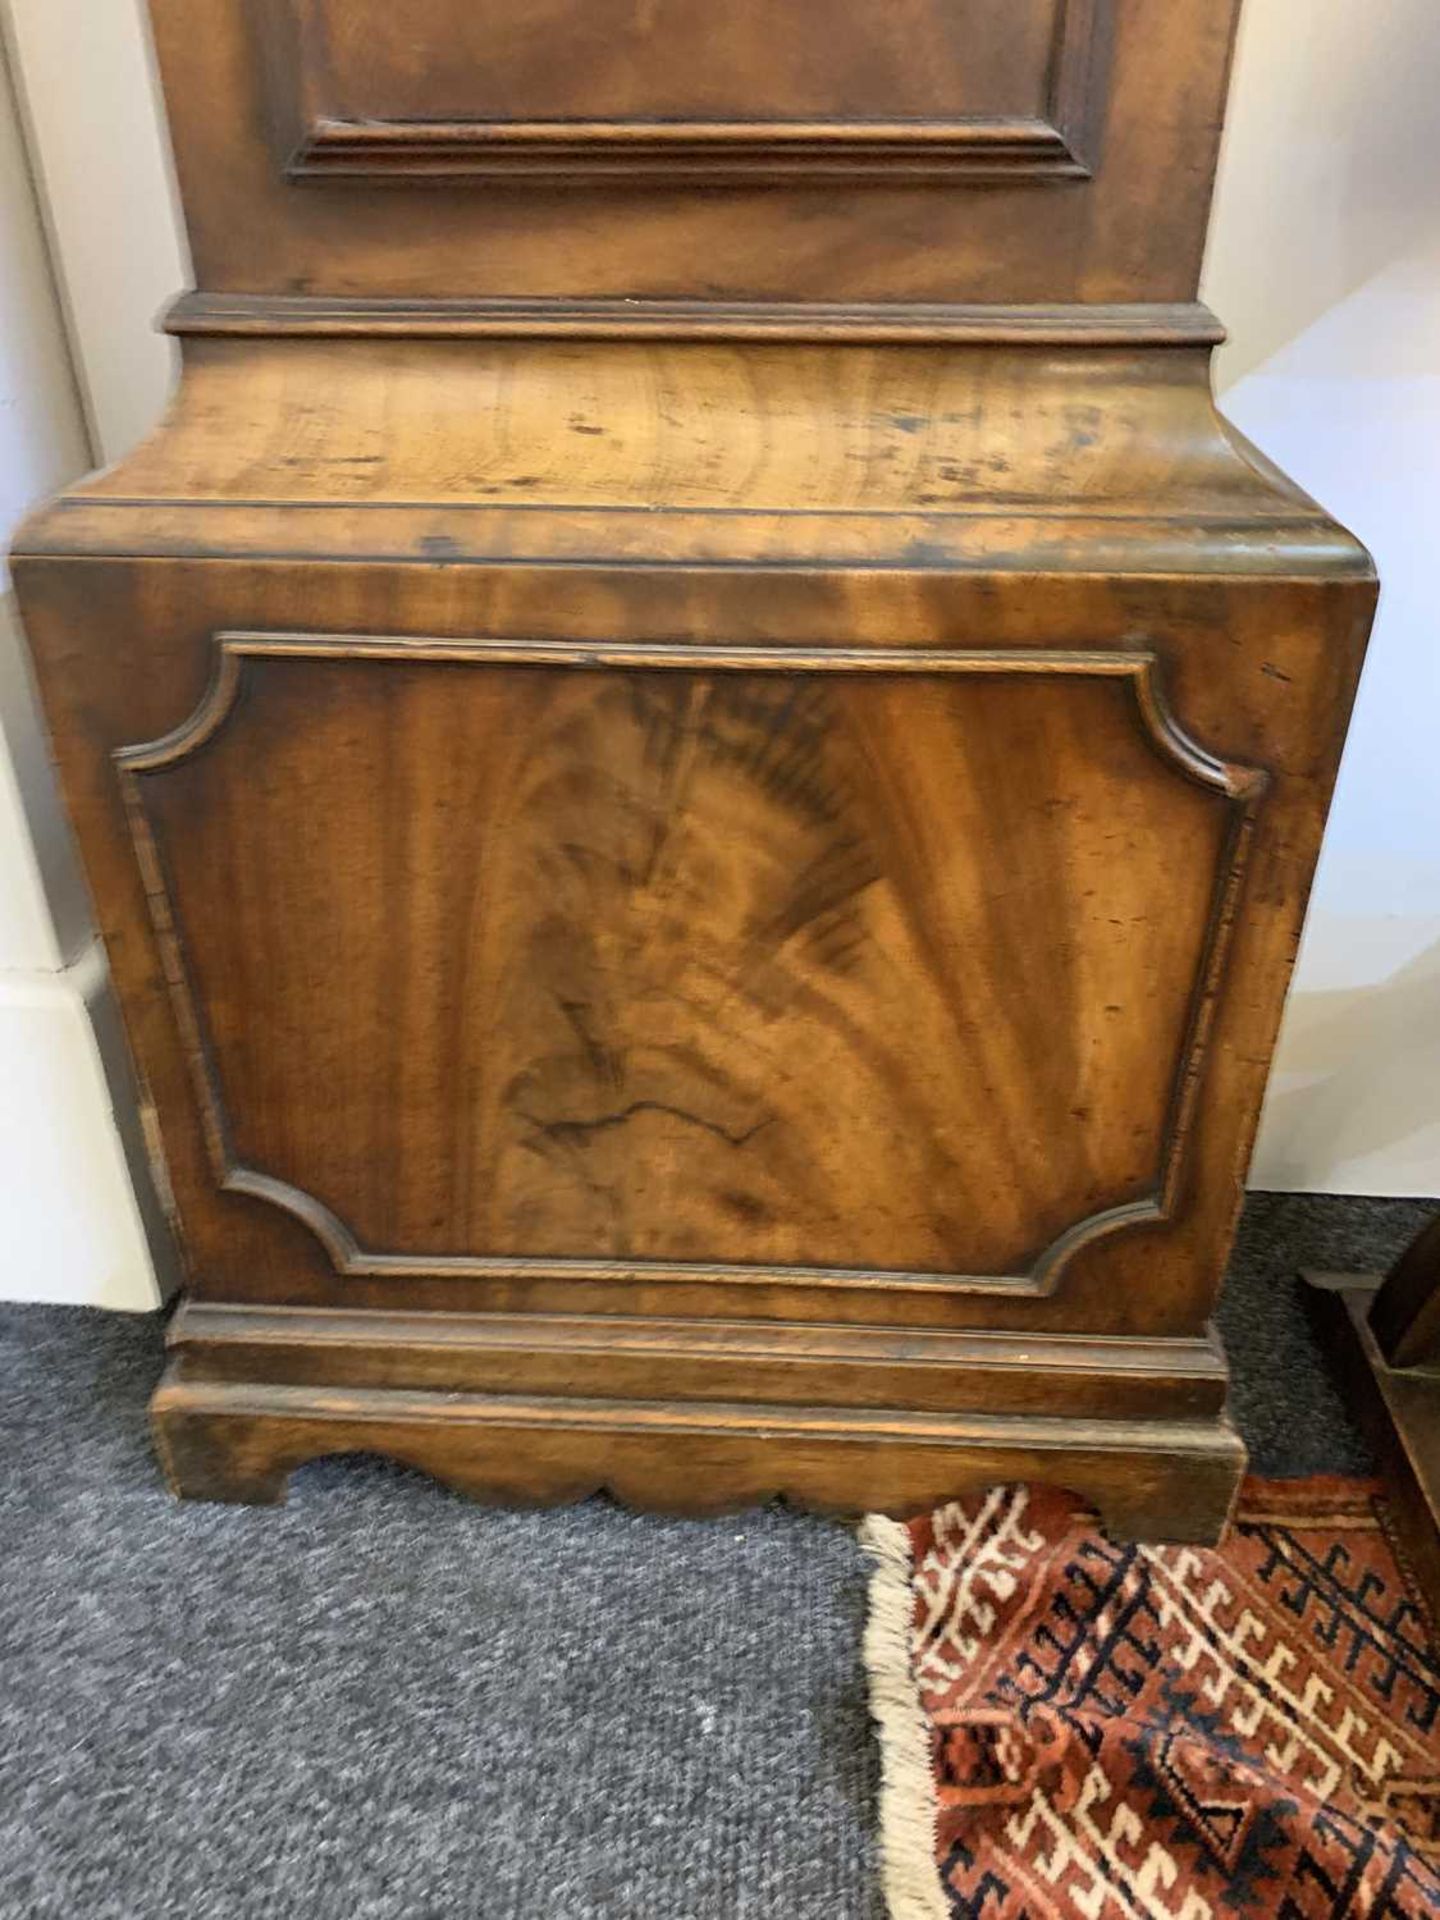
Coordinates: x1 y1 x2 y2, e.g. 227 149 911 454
16 530 1369 1342
29 336 1346 574
153 0 1238 304
165 1302 1232 1419
152 1371 1246 1544
9 0 1372 1535
123 641 1249 1282
291 0 1064 123
262 0 1101 182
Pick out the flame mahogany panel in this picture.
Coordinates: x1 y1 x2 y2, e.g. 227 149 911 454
119 639 1258 1289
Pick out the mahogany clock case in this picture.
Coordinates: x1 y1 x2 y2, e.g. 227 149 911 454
10 0 1375 1540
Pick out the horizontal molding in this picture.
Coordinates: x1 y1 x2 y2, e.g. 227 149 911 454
166 1305 1228 1428
167 1303 1231 1419
288 114 1090 185
169 1301 1230 1381
155 1374 1237 1453
20 508 1367 585
152 1366 1245 1528
165 293 1225 348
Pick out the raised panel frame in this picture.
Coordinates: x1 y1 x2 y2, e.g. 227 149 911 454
115 631 1265 1300
257 0 1113 185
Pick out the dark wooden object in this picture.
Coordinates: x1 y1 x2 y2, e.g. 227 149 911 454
10 0 1374 1539
1309 1221 1440 1617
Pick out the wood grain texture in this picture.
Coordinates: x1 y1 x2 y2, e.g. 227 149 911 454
151 1368 1246 1544
291 0 1065 122
12 543 1373 1343
146 0 1240 305
164 295 1226 347
23 338 1358 582
118 635 1260 1291
8 3 1376 1533
260 0 1104 182
167 1300 1232 1420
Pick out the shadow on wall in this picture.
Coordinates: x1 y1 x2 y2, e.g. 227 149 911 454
1256 935 1440 1194
1206 0 1440 387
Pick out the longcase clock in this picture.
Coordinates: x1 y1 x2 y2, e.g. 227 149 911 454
10 0 1374 1539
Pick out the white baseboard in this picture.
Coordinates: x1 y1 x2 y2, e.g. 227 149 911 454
0 939 166 1310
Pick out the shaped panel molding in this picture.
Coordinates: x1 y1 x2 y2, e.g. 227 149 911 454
117 635 1263 1299
258 0 1112 184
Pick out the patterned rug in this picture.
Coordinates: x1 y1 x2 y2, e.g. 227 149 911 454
860 1481 1440 1919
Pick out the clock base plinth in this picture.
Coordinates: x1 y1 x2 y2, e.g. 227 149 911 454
151 1299 1246 1542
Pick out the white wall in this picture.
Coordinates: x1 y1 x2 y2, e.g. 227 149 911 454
5 0 185 464
0 22 165 1308
1205 0 1440 1196
0 0 1433 1320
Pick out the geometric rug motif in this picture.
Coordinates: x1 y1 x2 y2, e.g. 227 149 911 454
861 1481 1440 1919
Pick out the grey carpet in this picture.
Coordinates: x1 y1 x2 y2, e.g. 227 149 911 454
0 1191 1431 1919
1219 1191 1433 1477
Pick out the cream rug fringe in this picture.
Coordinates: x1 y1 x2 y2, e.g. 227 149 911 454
858 1515 951 1920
